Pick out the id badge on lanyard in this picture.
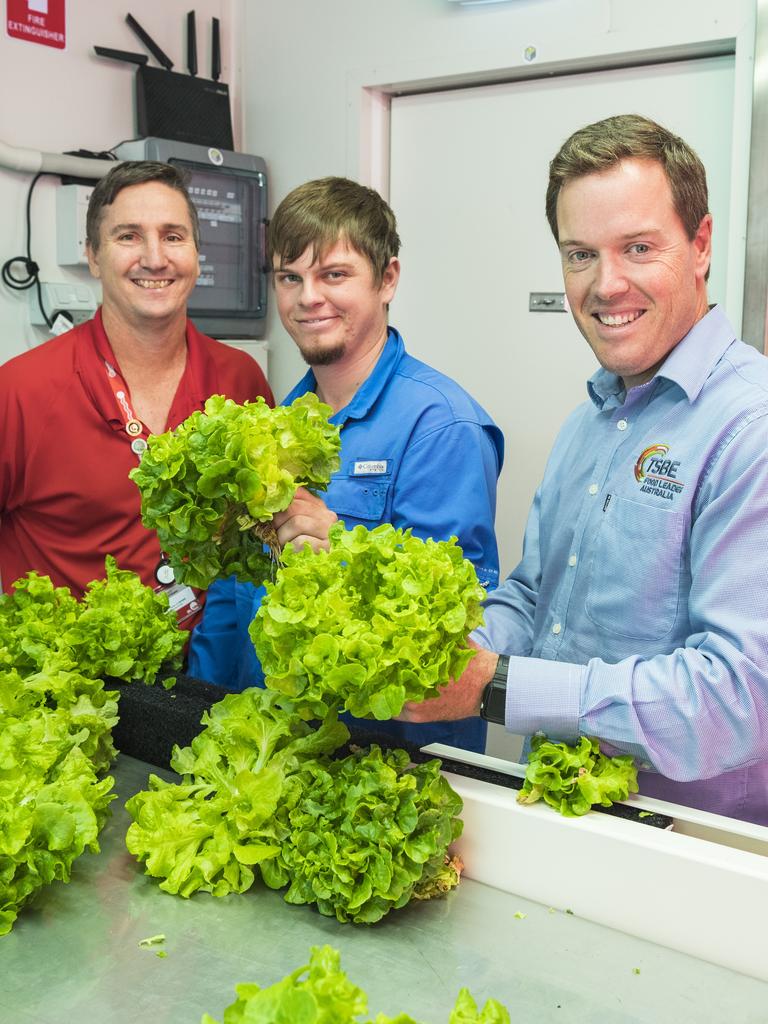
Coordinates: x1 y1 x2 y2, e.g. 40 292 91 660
104 359 202 623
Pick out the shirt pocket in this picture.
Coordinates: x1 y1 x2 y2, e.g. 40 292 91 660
585 495 684 640
331 475 391 526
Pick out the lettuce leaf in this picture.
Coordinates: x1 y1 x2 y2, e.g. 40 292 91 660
130 393 341 588
447 989 511 1024
125 693 463 925
0 573 79 676
64 556 185 684
253 522 486 719
200 945 509 1024
125 689 349 898
0 558 187 934
0 557 185 687
517 735 638 816
0 698 116 936
201 945 369 1024
262 745 463 924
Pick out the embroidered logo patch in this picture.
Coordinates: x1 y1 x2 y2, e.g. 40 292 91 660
353 460 388 476
634 444 685 499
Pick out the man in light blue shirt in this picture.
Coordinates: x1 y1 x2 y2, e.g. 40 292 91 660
190 177 503 752
403 114 768 824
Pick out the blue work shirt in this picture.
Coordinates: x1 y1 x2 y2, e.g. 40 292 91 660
475 306 768 823
190 327 504 753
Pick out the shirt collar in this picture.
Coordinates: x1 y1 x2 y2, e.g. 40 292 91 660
180 318 211 404
587 304 737 409
283 326 404 423
73 309 124 426
80 306 113 367
75 307 203 426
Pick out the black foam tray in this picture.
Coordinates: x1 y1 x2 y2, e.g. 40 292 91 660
107 674 672 830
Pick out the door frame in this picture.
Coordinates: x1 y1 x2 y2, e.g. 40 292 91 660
346 19 761 347
743 0 768 352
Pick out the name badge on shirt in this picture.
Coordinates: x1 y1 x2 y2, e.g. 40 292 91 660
157 581 201 625
353 460 388 475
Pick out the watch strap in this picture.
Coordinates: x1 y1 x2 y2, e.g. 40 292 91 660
479 654 509 724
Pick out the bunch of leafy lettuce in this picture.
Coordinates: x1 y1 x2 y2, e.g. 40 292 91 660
65 556 185 684
201 944 510 1024
0 560 185 687
0 746 115 937
125 692 464 924
0 665 117 935
517 735 638 816
0 662 119 774
129 393 341 589
0 557 186 935
125 689 348 898
0 572 79 675
253 522 486 719
262 745 463 924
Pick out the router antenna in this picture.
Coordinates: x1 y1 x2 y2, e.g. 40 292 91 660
125 13 174 70
187 11 197 76
211 16 221 82
94 45 148 66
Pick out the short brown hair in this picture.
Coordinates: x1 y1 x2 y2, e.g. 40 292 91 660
86 161 200 251
546 114 709 243
268 177 400 285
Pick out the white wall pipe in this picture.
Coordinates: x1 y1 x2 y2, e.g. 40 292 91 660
0 139 116 179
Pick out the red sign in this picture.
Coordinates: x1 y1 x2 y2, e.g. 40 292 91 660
7 0 66 50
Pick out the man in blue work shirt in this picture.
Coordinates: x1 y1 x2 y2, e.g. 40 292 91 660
403 114 768 825
189 176 504 752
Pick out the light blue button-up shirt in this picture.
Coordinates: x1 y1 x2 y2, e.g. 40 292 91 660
475 306 768 823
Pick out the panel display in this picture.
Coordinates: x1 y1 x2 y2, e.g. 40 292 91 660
173 160 267 325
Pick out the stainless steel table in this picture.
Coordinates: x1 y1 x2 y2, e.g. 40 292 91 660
2 754 767 1024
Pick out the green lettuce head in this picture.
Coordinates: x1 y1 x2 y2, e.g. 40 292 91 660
130 393 341 589
253 522 486 719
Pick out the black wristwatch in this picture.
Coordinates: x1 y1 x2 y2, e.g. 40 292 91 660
479 654 510 724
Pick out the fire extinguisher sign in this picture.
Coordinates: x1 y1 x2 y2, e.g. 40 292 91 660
7 0 66 50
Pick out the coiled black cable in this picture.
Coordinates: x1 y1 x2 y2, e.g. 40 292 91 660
3 150 114 331
1 172 54 328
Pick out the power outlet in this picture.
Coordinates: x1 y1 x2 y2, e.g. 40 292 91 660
28 281 97 327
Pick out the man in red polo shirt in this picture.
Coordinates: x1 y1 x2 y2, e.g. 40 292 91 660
0 161 273 626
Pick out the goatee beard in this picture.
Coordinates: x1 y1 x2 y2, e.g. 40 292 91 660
300 342 346 367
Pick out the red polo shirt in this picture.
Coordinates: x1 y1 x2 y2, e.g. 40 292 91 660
0 310 273 620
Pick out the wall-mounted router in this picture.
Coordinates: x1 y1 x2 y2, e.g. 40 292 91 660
94 11 234 150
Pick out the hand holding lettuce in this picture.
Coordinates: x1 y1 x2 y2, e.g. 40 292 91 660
253 522 486 720
130 393 341 589
252 521 636 817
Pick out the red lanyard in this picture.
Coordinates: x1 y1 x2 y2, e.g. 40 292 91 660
102 360 199 618
103 360 148 458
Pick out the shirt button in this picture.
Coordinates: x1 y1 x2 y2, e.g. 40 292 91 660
588 483 598 495
568 554 577 567
617 419 628 431
552 623 562 635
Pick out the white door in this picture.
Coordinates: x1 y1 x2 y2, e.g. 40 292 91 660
390 55 734 573
389 56 734 759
